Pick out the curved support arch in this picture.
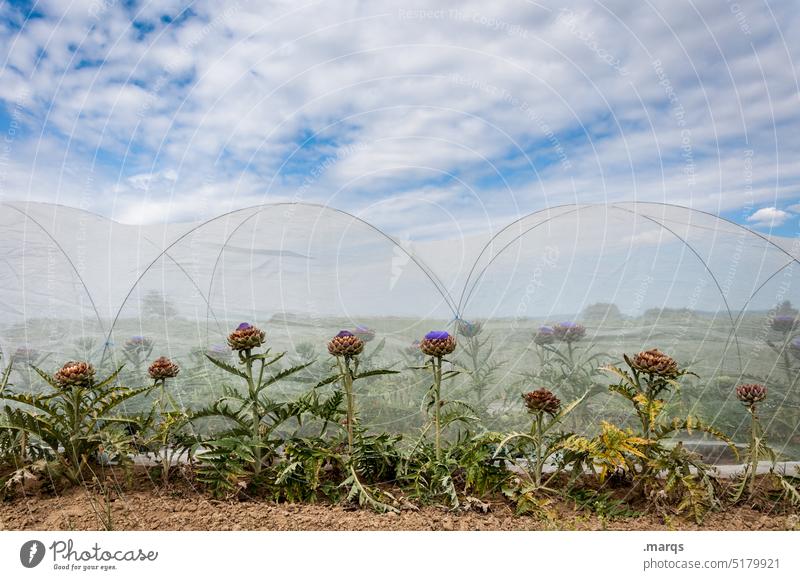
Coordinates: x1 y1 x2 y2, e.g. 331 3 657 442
457 203 590 313
721 258 796 357
6 198 795 372
624 202 800 269
202 206 285 342
458 202 744 371
97 233 227 360
201 204 459 339
5 203 106 339
458 205 589 315
462 202 800 316
106 202 458 350
609 204 743 370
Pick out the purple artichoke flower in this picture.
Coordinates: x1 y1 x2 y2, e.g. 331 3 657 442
13 347 40 364
228 323 266 351
124 336 153 352
420 331 456 356
522 388 561 416
534 326 555 346
425 330 451 340
771 315 798 333
552 322 586 343
328 331 364 357
736 383 767 406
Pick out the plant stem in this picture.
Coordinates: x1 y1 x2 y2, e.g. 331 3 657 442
244 353 261 475
338 357 356 455
644 388 652 442
433 356 442 460
158 381 170 485
748 405 759 498
534 412 544 487
632 371 653 473
782 342 793 388
70 385 83 480
470 338 482 403
18 430 27 464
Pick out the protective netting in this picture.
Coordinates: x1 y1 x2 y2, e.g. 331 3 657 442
1 201 799 457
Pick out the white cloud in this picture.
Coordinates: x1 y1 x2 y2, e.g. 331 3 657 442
746 207 791 228
1 0 800 238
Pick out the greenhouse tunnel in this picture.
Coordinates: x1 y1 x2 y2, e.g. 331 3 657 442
1 200 798 458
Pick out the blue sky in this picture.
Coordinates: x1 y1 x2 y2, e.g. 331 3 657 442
1 0 799 239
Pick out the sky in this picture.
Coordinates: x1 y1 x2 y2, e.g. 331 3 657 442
1 0 799 240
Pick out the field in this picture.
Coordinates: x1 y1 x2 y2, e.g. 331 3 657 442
2 466 798 531
1 309 799 530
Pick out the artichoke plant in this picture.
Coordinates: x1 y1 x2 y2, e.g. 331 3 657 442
734 383 769 499
327 331 365 453
325 330 399 512
145 356 183 485
525 321 602 429
736 383 767 407
227 323 266 352
148 356 180 382
123 336 154 369
455 319 500 406
195 322 311 478
419 330 458 459
0 360 148 483
771 315 797 333
552 321 586 343
494 387 583 490
534 326 555 346
630 348 679 378
420 330 456 358
328 330 364 360
602 349 733 469
522 388 562 416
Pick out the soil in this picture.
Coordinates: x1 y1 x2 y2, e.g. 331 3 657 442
1 466 798 531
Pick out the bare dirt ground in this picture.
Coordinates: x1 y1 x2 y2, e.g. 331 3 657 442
1 467 797 531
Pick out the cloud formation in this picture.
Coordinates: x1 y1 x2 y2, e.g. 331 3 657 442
746 206 791 228
0 0 798 238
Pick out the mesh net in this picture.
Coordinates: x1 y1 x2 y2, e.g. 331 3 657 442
1 201 798 457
